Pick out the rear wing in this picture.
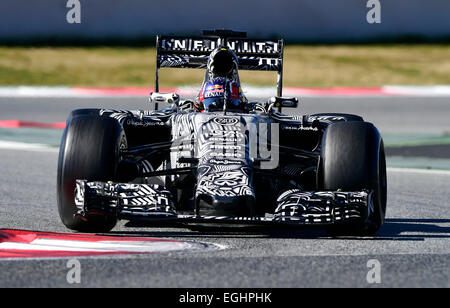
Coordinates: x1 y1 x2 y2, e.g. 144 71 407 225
155 31 284 97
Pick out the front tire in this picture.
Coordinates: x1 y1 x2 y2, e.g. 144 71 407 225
57 113 126 232
320 121 387 235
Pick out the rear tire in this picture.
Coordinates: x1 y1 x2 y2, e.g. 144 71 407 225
57 113 126 232
320 121 387 236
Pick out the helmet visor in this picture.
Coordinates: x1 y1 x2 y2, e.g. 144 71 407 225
203 97 224 112
202 97 244 112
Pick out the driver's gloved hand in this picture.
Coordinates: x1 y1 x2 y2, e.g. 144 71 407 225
193 100 204 112
179 100 195 111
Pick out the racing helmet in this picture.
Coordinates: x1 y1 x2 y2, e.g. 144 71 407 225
198 77 246 112
207 47 238 78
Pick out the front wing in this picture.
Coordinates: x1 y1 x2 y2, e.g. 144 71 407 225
74 180 372 226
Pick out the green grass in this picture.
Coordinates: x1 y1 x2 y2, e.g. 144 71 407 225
0 45 449 87
382 133 450 147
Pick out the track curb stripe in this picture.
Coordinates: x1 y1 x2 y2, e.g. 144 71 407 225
0 229 206 259
0 120 66 129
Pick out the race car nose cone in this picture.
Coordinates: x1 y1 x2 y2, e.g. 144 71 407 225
197 195 256 217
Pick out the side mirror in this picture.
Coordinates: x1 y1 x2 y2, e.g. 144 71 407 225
268 96 299 109
149 92 180 107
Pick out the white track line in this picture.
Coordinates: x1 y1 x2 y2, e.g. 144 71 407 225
0 141 58 153
387 167 450 176
383 85 450 97
0 87 73 97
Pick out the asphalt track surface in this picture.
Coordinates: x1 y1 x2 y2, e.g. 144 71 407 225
1 95 449 135
0 96 449 288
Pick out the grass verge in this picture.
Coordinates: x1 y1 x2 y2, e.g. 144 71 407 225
0 45 449 87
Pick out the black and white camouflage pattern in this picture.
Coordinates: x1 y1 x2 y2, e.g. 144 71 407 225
158 36 283 71
274 189 371 224
75 180 176 216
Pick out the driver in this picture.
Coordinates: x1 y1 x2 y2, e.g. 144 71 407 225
194 47 247 112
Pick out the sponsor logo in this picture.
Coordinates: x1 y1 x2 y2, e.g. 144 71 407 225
209 159 242 165
126 119 164 127
213 117 240 126
281 100 295 107
309 115 346 121
281 125 318 131
204 91 224 98
206 84 224 91
162 38 280 55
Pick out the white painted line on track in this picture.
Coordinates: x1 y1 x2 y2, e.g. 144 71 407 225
0 87 73 97
0 140 58 153
387 167 450 176
383 85 450 97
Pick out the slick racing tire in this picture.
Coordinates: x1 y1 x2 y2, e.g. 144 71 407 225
57 113 126 232
67 108 103 120
320 121 387 236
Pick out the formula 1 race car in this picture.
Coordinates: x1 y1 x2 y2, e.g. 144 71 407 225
57 30 387 235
